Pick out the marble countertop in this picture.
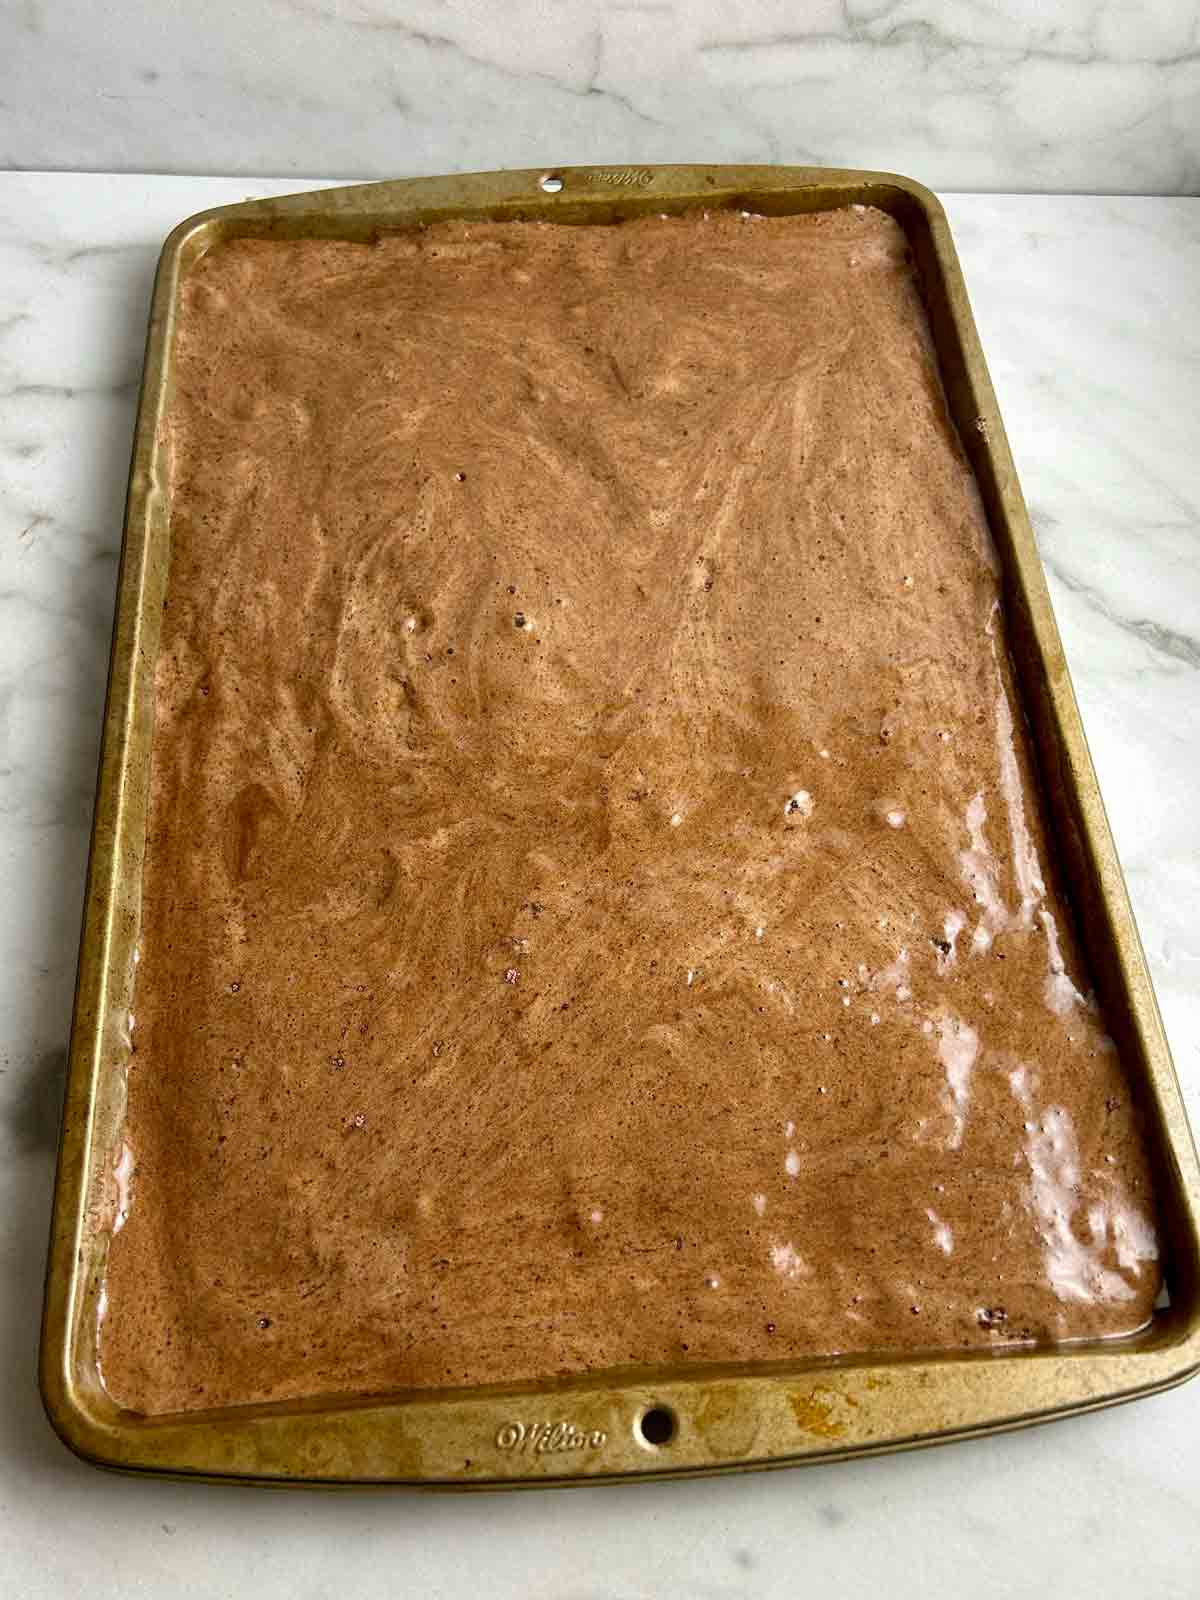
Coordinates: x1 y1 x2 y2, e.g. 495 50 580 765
1 174 1197 1597
4 2 1200 195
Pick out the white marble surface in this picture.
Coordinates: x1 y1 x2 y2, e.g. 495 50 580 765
1 174 1198 1595
2 2 1200 194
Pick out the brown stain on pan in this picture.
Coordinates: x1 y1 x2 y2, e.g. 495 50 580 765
693 1382 763 1458
789 1385 860 1440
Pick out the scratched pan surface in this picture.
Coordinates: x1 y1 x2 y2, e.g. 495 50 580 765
39 165 1200 1487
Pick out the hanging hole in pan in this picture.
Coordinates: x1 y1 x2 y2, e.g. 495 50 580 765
540 172 564 193
636 1404 677 1448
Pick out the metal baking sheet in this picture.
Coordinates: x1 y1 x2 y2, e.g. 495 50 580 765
39 164 1200 1486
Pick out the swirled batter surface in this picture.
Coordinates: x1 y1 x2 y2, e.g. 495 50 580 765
100 208 1159 1414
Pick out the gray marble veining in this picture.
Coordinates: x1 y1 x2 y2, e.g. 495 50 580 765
2 2 1199 192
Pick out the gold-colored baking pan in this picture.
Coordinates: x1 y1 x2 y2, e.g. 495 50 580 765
39 164 1200 1486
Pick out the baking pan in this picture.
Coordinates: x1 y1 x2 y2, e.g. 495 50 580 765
39 164 1200 1486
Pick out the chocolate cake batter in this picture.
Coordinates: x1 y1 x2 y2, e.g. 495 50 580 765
99 207 1160 1415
